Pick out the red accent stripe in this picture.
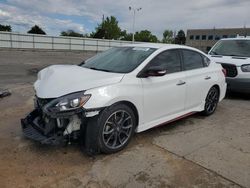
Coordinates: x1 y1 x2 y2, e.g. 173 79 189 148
154 112 195 128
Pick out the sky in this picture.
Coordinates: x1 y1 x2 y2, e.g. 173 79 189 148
0 0 249 39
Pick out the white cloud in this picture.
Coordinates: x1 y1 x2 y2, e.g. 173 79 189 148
0 2 86 35
0 9 10 17
0 0 250 38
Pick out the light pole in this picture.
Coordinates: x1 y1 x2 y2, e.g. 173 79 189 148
129 6 142 42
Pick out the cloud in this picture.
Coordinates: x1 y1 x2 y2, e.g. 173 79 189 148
0 9 10 17
0 0 249 38
0 2 86 35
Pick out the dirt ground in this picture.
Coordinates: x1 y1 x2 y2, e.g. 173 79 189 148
0 49 249 188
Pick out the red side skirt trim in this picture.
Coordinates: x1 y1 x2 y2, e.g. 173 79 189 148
154 112 196 129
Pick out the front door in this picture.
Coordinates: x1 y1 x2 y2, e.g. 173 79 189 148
141 50 186 124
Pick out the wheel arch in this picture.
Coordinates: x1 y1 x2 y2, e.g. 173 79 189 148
109 100 139 128
212 84 220 98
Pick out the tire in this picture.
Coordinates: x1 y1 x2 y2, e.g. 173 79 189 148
202 86 219 116
84 103 136 155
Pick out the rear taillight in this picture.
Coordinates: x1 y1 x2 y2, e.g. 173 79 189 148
222 68 227 77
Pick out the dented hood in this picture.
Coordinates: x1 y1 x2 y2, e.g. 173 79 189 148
34 65 124 98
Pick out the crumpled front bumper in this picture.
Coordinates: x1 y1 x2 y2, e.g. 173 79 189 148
21 109 69 145
21 94 104 145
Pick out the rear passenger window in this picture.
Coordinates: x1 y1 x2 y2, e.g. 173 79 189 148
182 50 204 70
149 50 181 74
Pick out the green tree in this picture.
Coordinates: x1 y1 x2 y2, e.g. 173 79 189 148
61 30 84 37
91 16 122 40
174 30 186 44
27 25 46 35
134 30 158 42
0 24 12 32
162 30 173 43
120 30 133 41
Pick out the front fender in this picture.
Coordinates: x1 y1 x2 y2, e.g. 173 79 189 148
84 82 144 125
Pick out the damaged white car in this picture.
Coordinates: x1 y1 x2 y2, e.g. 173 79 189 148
21 44 226 154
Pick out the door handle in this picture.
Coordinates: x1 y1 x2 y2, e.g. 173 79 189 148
177 80 186 86
205 76 211 80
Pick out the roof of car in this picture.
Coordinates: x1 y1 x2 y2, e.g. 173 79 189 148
123 43 196 50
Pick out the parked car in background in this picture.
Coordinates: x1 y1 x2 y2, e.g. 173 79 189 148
209 37 250 93
21 44 226 154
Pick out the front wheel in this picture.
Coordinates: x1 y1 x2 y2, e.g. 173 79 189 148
84 104 136 155
202 87 219 116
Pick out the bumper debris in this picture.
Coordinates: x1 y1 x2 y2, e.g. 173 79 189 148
0 89 11 98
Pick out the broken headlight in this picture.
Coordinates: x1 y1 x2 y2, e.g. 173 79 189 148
44 91 91 113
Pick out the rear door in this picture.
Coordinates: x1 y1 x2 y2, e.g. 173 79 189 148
181 49 213 110
141 49 186 123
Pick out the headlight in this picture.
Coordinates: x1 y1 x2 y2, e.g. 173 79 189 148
241 64 250 72
44 92 91 113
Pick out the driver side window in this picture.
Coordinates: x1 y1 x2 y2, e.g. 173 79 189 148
148 50 182 74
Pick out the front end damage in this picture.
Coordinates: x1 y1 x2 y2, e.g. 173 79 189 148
21 96 101 145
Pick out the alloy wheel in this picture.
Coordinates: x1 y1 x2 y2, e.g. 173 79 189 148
102 110 133 150
205 88 219 114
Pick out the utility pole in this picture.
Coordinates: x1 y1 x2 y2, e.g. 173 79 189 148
243 22 247 37
129 6 142 42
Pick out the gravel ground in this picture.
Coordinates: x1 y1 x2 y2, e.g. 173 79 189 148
0 49 249 188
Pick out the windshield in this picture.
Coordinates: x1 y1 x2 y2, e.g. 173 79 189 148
81 47 156 73
210 40 250 57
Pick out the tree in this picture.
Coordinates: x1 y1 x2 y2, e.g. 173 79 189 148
27 25 46 35
174 30 186 44
120 30 133 41
0 24 12 32
61 30 84 37
91 16 122 40
162 30 173 43
134 30 158 42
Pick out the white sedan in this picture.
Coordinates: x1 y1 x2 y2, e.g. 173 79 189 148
21 43 227 154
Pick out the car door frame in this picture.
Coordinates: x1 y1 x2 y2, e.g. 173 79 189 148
137 49 185 77
179 49 213 111
137 49 188 131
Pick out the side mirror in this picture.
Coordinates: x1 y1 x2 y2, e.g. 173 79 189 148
78 61 85 66
138 66 167 78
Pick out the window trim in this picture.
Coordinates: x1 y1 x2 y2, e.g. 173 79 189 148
208 35 214 40
215 35 221 40
195 35 200 40
202 35 207 40
180 49 208 71
137 49 183 77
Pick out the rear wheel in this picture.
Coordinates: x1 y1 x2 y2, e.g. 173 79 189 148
84 103 136 155
202 87 219 116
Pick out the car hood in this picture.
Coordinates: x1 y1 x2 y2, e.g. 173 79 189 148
209 55 250 66
34 65 124 98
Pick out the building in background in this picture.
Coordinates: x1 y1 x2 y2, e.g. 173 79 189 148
186 27 250 52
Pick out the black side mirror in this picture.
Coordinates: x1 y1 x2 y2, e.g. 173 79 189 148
138 66 167 78
78 61 85 66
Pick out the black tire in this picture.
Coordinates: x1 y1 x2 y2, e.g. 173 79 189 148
84 103 136 155
202 86 219 116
